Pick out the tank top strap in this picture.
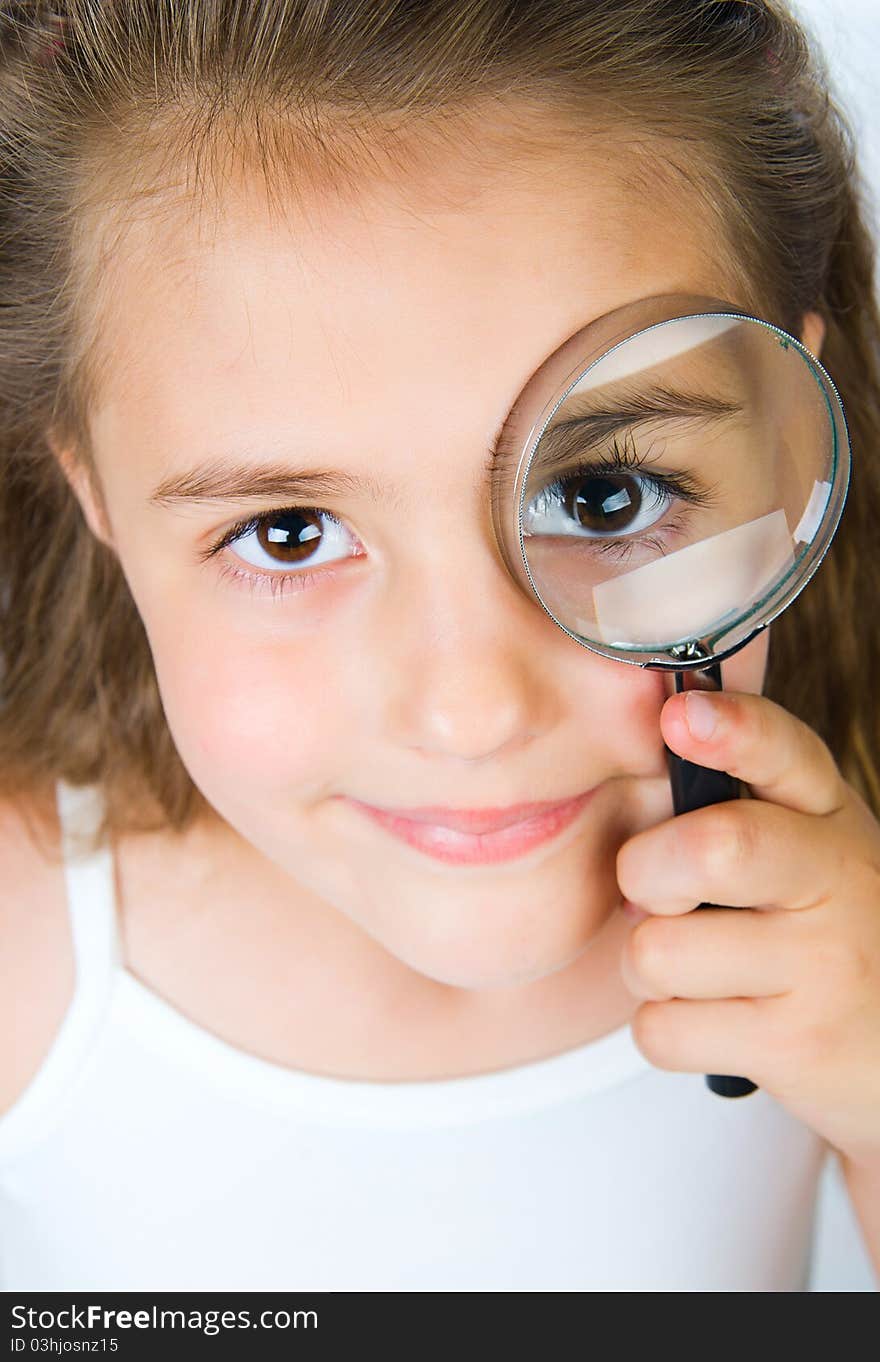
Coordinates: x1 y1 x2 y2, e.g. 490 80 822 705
55 777 122 1000
0 781 121 1165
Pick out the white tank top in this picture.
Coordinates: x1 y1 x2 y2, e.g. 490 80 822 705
0 779 873 1292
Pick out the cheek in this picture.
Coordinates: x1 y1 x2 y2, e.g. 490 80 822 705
720 627 770 696
144 614 356 793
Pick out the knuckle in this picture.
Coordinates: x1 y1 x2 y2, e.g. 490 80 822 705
761 981 844 1077
853 847 880 906
696 804 755 879
848 942 874 991
806 932 874 996
773 1010 841 1077
750 695 776 751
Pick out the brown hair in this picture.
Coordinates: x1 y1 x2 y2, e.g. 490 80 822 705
1 0 879 859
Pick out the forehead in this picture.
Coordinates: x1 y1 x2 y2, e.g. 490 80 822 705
85 125 744 485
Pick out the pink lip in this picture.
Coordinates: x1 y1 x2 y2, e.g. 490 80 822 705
344 790 597 865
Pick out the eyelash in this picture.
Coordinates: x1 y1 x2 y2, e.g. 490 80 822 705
527 434 717 558
200 508 357 600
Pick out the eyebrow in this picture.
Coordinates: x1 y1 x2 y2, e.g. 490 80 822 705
147 383 744 510
149 461 400 511
547 383 744 444
531 383 745 470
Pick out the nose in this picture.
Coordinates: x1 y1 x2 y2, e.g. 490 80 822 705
372 533 566 764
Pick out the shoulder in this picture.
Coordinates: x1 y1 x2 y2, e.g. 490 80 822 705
0 782 75 1118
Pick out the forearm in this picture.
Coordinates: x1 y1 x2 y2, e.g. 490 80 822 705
839 1149 880 1287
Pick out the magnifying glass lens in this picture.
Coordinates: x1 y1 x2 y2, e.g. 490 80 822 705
512 312 845 659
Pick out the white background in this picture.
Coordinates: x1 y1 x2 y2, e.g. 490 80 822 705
774 0 878 1292
790 0 880 228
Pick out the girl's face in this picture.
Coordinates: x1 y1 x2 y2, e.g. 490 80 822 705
62 125 808 990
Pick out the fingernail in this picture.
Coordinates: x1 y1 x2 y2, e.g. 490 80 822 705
685 691 718 741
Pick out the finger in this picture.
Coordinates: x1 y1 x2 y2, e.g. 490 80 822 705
617 798 839 915
620 907 796 1000
631 996 772 1081
660 689 847 817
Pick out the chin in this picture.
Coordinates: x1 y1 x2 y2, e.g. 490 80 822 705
382 926 597 992
336 868 620 992
426 958 581 992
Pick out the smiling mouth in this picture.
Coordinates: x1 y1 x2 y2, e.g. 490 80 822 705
342 790 597 865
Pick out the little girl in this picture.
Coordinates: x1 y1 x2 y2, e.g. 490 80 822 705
1 0 879 1292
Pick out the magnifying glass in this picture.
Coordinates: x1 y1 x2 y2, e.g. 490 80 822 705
490 293 850 1099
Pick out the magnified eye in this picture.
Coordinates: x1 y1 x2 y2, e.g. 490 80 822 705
524 467 673 539
227 507 358 571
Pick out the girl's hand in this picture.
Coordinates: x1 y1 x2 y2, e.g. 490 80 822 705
617 688 880 1167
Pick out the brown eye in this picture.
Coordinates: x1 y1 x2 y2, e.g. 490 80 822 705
254 508 324 564
226 507 358 573
523 464 671 540
566 474 643 534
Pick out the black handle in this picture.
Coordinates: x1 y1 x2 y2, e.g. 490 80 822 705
664 665 758 1099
